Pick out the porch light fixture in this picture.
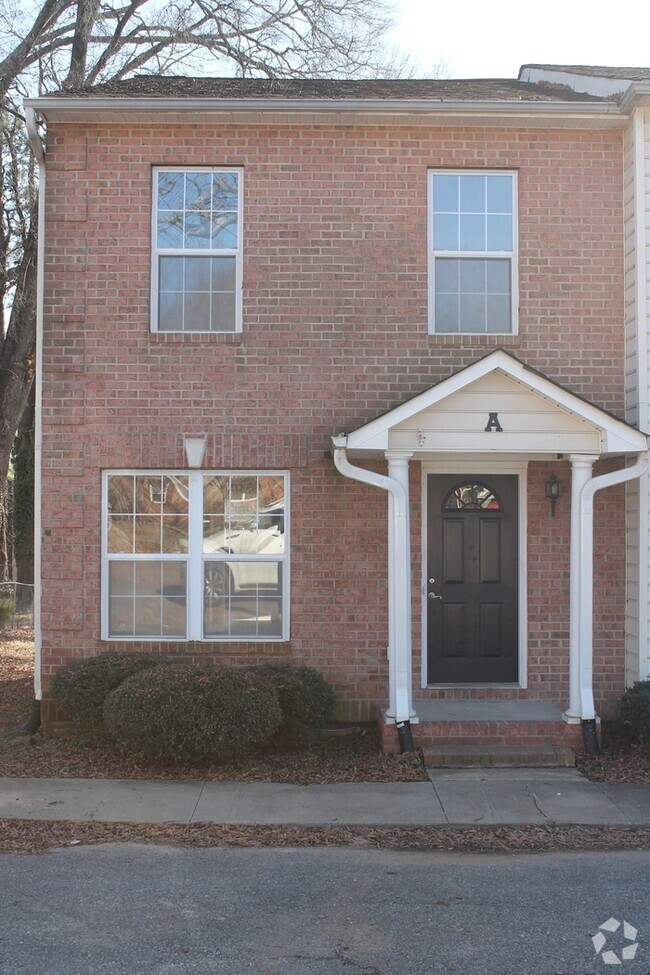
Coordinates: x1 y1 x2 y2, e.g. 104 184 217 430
545 473 560 516
183 435 207 468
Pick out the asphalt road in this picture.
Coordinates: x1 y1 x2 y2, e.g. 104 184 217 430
1 846 648 975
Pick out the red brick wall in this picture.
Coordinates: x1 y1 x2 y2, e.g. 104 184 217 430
40 120 627 720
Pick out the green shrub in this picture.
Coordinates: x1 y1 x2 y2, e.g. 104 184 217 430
250 663 336 746
48 651 169 724
103 665 282 762
0 596 14 628
619 681 650 747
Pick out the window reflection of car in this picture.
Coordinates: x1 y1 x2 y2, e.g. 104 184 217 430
203 506 284 600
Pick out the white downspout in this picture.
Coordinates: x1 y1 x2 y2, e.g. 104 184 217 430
25 108 45 706
332 436 415 725
579 452 648 720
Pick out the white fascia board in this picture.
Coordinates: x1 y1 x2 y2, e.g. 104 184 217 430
23 95 624 125
344 349 649 454
619 83 650 113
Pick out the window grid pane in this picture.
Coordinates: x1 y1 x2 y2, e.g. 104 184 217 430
432 172 514 335
433 173 513 254
105 472 287 641
159 256 237 333
107 474 190 638
435 258 511 334
108 560 187 638
204 562 283 638
202 474 286 640
155 169 239 334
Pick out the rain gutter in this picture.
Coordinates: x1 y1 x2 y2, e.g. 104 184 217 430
23 96 625 123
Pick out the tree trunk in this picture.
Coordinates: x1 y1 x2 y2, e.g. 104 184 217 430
0 208 37 493
0 479 13 583
65 0 101 89
13 390 35 598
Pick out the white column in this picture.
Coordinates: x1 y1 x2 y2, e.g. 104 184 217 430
564 455 598 723
385 450 415 722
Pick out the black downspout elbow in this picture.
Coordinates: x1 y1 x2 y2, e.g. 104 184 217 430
396 719 415 753
581 718 601 756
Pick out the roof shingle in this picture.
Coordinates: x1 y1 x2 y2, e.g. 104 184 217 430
49 75 607 103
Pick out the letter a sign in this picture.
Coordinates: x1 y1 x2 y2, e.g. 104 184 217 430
484 412 503 433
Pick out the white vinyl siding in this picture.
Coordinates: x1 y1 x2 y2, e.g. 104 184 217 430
624 109 650 685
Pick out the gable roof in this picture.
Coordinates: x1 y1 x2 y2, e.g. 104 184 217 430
339 351 648 457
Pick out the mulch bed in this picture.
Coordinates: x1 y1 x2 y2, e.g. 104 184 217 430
0 626 424 784
0 731 427 783
575 723 650 785
2 820 649 856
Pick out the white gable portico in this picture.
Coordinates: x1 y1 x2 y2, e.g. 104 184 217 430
333 351 648 731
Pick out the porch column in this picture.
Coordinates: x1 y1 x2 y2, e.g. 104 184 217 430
565 454 598 723
384 450 415 723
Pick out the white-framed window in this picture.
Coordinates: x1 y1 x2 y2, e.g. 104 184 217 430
102 470 288 641
428 170 517 334
151 168 243 333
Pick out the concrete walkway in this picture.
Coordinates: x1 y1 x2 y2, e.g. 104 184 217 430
0 769 648 827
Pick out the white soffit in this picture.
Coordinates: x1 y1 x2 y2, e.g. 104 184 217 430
345 350 649 457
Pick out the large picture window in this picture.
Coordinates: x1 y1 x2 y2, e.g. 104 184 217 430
103 471 288 640
429 171 517 334
151 168 242 333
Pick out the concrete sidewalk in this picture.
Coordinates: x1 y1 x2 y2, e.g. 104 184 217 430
0 768 648 827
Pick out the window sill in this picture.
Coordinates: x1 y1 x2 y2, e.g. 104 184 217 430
427 333 521 347
149 332 245 345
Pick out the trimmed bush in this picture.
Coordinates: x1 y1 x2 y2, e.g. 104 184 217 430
103 665 282 762
619 681 650 747
48 651 169 725
250 663 336 746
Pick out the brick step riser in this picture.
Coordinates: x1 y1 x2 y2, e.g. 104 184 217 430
418 736 569 747
422 751 577 768
412 722 579 749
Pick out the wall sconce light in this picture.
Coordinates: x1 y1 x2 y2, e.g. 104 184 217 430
545 473 560 517
184 435 207 468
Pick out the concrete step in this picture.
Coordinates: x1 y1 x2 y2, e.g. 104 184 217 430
422 744 577 769
379 702 584 755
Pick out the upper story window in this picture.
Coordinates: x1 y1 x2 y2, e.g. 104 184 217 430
151 168 242 333
429 171 517 335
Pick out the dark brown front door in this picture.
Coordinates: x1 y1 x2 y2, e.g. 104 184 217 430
427 474 518 683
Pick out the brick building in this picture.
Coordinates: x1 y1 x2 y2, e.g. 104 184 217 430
25 67 650 756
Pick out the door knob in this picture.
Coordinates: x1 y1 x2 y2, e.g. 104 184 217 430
428 591 442 600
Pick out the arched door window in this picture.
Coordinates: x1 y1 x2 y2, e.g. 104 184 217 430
441 481 503 511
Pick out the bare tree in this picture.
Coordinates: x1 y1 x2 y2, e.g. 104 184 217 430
0 0 399 579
